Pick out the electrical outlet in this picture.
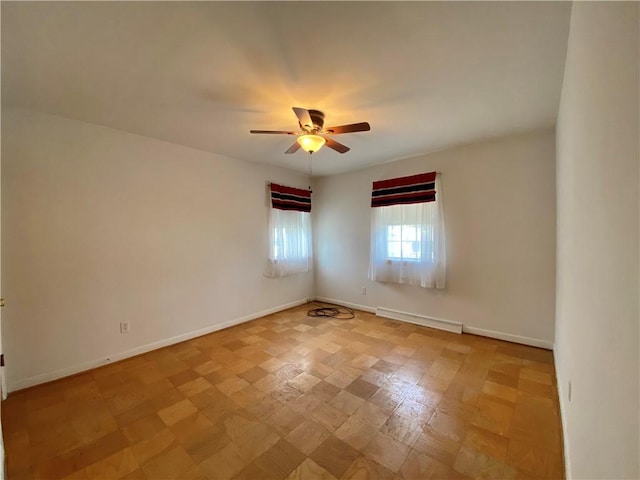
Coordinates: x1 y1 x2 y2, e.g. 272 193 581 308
120 321 130 334
361 287 367 295
568 381 572 402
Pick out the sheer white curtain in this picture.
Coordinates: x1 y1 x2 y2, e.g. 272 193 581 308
264 207 312 278
369 174 445 288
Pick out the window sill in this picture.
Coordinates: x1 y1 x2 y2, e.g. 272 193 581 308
385 258 421 265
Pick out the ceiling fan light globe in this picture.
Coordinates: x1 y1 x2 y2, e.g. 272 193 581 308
297 135 326 153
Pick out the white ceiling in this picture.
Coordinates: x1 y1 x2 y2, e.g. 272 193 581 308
2 2 571 176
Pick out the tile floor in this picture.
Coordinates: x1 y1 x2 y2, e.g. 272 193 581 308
2 304 564 479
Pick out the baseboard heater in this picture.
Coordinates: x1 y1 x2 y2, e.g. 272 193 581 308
376 307 462 334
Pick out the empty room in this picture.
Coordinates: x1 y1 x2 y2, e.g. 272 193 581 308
1 2 638 479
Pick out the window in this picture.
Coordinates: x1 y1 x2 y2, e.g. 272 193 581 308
369 173 445 288
267 208 311 274
265 183 312 278
386 223 423 260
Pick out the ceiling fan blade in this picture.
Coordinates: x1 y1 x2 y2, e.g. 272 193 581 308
324 137 350 154
292 107 314 131
285 142 301 154
324 122 371 134
250 130 297 135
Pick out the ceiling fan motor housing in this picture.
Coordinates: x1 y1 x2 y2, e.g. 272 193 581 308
307 110 325 131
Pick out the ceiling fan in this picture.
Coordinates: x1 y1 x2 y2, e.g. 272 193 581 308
250 107 371 154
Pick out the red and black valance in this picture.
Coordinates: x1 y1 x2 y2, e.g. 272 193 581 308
270 183 312 212
371 171 436 207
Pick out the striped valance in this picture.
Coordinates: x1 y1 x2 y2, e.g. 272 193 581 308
371 172 436 207
270 183 311 212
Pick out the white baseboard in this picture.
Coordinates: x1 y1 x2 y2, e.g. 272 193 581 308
376 307 463 334
553 345 572 479
312 296 376 314
462 325 553 350
9 298 309 392
313 298 553 351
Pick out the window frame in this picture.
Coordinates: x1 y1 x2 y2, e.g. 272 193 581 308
384 223 423 262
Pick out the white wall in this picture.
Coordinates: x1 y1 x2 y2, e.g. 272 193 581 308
2 108 314 391
313 129 556 346
555 2 639 479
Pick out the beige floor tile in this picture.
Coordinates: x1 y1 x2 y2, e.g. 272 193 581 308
362 432 411 473
346 377 380 400
288 372 322 392
342 456 396 480
325 369 360 389
312 403 350 431
255 438 306 479
334 416 379 451
472 394 514 436
233 461 279 480
482 381 518 403
454 444 505 479
130 429 177 466
216 376 251 397
157 399 199 427
85 447 139 480
395 398 437 426
505 438 553 478
264 405 306 436
413 429 462 467
140 445 197 479
369 389 405 412
169 412 214 445
426 410 469 444
237 365 269 383
400 449 451 479
225 417 281 462
329 390 365 415
285 458 338 480
519 368 553 386
352 403 392 434
122 414 166 445
199 442 249 480
286 419 332 455
177 377 213 398
310 435 361 479
380 413 422 446
462 426 509 462
182 425 229 463
260 357 288 373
